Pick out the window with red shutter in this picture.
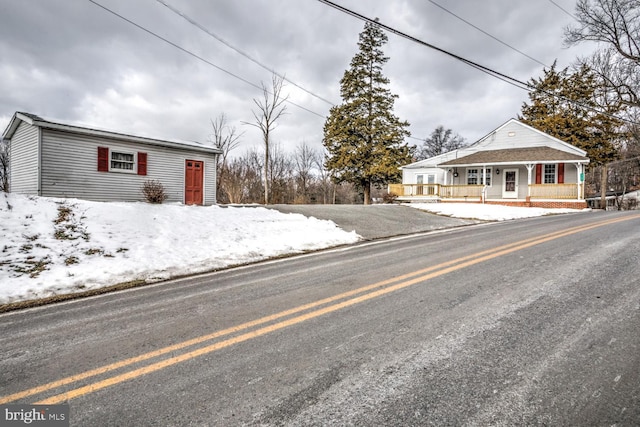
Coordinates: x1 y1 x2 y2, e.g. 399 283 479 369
137 152 147 175
98 147 109 172
535 164 542 184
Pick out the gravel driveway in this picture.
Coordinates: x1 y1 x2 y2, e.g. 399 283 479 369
269 204 480 240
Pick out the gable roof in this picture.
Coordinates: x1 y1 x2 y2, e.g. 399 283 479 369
439 147 589 166
2 111 222 154
403 118 590 170
472 118 587 156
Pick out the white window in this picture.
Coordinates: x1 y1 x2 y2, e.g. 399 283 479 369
111 151 135 172
544 164 556 184
467 168 491 185
467 169 479 185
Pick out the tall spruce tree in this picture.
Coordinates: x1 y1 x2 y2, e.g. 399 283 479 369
323 21 411 204
519 62 624 166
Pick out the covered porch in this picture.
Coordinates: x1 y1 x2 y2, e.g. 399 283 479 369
388 181 586 208
393 147 590 208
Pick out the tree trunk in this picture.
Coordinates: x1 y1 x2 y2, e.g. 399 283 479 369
264 134 269 205
363 181 371 205
600 164 607 210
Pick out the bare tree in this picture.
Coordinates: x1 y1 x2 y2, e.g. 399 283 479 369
268 143 294 204
0 139 9 192
244 74 288 204
293 141 318 203
416 126 467 160
223 149 264 204
565 0 640 108
312 148 333 204
209 113 244 203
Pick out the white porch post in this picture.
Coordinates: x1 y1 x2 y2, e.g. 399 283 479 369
525 164 534 197
575 163 583 200
482 165 488 203
444 169 448 186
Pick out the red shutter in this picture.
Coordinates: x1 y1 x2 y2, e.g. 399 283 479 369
98 147 109 172
557 163 564 184
137 152 147 176
535 164 542 184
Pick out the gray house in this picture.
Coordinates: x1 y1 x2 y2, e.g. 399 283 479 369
2 112 221 205
392 119 590 209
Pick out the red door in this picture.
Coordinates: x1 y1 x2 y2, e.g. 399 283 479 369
185 160 204 205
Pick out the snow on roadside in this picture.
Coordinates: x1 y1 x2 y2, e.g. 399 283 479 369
0 193 360 304
406 202 587 221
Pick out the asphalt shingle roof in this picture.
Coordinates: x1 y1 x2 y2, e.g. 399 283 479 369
438 147 589 166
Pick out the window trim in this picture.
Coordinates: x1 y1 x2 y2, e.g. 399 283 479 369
109 150 137 173
467 167 492 186
544 164 556 184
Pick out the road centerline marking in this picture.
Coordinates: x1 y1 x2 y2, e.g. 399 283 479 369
2 214 638 405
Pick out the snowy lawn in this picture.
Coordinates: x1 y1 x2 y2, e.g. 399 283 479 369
406 202 587 221
0 193 360 305
0 194 586 306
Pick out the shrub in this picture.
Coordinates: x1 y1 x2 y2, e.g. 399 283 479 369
382 192 398 204
142 180 168 204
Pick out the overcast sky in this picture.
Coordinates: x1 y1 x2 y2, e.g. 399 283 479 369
0 0 598 155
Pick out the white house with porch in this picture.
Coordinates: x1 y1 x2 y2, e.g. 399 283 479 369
391 119 590 208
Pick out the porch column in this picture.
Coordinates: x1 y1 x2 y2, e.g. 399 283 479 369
525 164 535 197
575 163 583 200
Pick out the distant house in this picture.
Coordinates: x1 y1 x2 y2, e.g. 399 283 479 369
391 119 590 209
2 112 221 205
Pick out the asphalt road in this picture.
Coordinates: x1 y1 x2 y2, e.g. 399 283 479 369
1 210 639 426
268 204 479 239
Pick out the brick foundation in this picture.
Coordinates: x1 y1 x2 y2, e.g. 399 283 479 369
442 200 588 209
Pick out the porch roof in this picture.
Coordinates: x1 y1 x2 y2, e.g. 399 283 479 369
438 147 589 167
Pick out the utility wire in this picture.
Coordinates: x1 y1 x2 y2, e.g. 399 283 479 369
153 0 336 106
426 0 548 68
546 0 579 21
316 0 638 125
87 0 326 119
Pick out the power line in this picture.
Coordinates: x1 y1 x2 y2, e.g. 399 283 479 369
315 0 638 126
426 0 548 68
545 0 579 21
153 0 336 106
86 0 326 119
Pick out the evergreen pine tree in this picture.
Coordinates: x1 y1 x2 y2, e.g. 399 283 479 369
323 21 412 204
519 62 624 166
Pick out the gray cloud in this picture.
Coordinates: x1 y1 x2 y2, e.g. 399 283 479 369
1 0 592 154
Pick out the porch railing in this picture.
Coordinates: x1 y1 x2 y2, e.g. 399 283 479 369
389 183 581 200
388 184 483 199
388 183 439 197
528 184 578 199
440 184 484 199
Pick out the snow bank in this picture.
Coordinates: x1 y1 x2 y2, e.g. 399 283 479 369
0 193 360 304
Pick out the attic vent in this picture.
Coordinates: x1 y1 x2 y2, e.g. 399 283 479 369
508 131 516 137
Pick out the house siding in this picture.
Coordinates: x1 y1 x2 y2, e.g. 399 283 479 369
475 121 584 155
40 129 217 204
8 121 40 194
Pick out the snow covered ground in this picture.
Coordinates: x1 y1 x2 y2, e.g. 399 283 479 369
0 193 584 305
406 202 586 221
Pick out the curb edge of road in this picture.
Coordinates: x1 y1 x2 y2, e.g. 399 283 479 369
0 221 494 314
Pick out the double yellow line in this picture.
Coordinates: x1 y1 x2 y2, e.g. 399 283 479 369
2 214 638 405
